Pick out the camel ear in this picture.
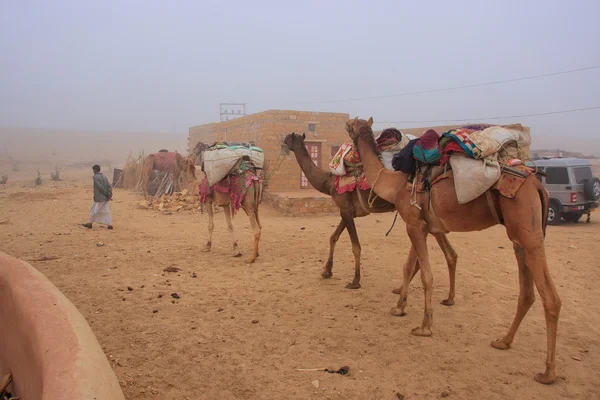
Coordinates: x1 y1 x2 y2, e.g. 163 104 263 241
301 132 306 140
353 117 359 125
368 117 373 127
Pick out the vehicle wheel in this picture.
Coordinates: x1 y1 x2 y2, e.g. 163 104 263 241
562 212 582 223
548 202 561 225
584 177 600 201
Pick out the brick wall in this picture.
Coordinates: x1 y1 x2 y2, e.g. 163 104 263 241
189 110 351 191
263 192 339 215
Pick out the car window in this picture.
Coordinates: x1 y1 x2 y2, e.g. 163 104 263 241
545 167 569 184
574 167 592 184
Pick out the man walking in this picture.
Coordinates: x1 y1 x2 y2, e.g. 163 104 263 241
83 165 113 230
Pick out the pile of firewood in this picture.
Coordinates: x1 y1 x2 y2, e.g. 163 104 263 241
137 189 214 214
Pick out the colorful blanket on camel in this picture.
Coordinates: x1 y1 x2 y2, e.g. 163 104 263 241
334 172 371 195
330 128 410 194
198 168 261 215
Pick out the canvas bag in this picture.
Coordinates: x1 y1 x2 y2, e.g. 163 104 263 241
203 147 241 186
449 154 501 204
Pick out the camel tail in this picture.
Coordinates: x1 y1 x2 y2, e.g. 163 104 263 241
253 180 262 215
538 184 549 237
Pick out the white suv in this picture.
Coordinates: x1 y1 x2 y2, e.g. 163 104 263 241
526 158 599 225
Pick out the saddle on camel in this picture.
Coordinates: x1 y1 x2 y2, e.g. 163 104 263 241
198 142 265 264
347 117 561 384
285 131 459 298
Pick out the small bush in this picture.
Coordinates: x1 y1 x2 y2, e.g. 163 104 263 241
0 175 7 184
34 170 42 186
51 166 61 181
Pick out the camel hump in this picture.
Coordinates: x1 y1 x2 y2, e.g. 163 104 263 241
152 152 179 171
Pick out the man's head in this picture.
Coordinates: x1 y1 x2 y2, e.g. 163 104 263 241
92 165 101 174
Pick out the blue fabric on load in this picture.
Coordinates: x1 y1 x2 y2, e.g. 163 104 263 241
392 139 418 174
412 129 442 164
413 146 441 164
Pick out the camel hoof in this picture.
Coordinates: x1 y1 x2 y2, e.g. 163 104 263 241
233 251 242 258
534 372 557 385
392 287 402 294
345 282 361 290
321 271 333 279
490 340 511 350
201 246 211 253
411 327 432 337
245 257 256 264
390 308 407 317
441 299 455 306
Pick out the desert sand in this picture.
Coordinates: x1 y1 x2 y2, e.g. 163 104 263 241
0 165 599 400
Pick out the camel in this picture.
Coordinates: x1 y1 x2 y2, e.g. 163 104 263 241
141 150 183 199
347 117 561 384
284 132 459 297
181 142 209 190
141 142 207 199
199 166 263 264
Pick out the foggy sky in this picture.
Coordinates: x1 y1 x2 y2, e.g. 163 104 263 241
1 0 599 153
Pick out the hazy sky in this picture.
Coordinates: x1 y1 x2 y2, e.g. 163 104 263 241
1 0 599 152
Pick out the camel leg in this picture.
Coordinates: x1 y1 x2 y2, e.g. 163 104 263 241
405 227 433 337
498 189 561 384
392 253 421 294
528 246 561 385
434 233 458 306
344 216 362 289
491 243 535 351
322 218 347 279
245 207 261 264
202 201 214 252
222 205 242 257
173 170 180 193
391 246 419 316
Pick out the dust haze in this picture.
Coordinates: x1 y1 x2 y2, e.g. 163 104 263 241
1 1 599 169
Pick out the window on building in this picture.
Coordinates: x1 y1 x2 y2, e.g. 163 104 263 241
331 146 340 157
545 167 569 184
308 123 317 132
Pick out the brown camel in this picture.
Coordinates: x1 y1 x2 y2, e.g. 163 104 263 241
181 142 209 190
142 143 208 199
199 171 263 264
141 151 184 199
347 117 561 384
284 132 459 297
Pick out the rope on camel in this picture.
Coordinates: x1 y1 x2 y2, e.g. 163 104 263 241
367 167 385 208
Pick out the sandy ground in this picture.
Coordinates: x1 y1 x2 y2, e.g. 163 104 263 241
1 166 599 400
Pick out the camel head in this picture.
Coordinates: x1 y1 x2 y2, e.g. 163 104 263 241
191 141 209 157
346 117 374 141
181 157 197 180
283 132 306 151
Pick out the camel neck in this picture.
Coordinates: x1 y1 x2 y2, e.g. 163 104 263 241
355 133 408 203
292 144 333 195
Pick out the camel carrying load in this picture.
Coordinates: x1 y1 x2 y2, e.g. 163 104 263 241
328 128 416 194
198 142 264 264
347 117 560 385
